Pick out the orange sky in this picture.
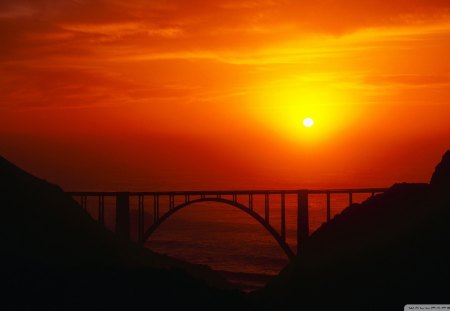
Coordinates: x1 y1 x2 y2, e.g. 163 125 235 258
0 0 449 191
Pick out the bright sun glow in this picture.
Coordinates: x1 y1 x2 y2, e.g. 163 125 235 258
303 117 314 127
252 82 360 144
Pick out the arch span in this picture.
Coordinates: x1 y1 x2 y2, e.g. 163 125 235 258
142 197 295 259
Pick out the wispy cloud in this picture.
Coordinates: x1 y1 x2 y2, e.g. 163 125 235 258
364 74 450 87
1 0 449 111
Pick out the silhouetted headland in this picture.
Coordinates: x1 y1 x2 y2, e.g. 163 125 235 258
0 156 245 311
253 150 450 310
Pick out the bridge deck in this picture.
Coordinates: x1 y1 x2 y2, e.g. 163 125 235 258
68 188 389 196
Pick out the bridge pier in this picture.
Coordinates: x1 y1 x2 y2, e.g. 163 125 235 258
281 193 286 241
297 190 309 255
116 192 130 241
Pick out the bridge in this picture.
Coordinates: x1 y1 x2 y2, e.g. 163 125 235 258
68 188 388 259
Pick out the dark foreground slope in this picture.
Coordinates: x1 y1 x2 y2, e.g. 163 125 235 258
0 156 245 311
254 151 450 310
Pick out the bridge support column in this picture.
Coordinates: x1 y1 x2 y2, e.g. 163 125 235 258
116 192 130 241
297 190 309 256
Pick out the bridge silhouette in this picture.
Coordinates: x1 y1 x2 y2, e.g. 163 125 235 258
68 188 388 259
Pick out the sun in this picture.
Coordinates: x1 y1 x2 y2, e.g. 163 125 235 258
303 117 314 127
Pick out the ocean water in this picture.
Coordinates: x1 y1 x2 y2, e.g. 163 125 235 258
81 193 372 291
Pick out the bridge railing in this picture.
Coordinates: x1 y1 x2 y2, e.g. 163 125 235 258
68 188 389 257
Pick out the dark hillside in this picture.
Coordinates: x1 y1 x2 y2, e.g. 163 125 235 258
255 151 450 310
0 156 244 310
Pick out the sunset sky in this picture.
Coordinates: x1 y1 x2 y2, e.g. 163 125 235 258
1 0 449 191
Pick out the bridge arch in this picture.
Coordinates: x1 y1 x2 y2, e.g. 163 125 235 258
142 197 295 259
